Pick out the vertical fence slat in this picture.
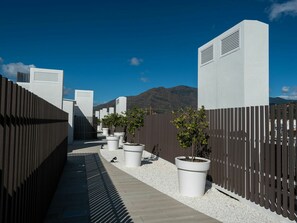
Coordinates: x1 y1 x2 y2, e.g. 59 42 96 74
255 106 259 204
264 106 270 209
276 105 282 214
270 106 276 212
251 106 255 202
234 108 238 195
260 106 265 207
0 77 7 221
224 109 227 189
246 107 250 200
3 81 12 222
282 104 288 218
288 104 295 221
241 108 245 198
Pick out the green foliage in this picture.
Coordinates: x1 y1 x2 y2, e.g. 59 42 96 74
96 118 101 125
125 107 146 143
102 113 127 132
171 106 210 160
101 116 111 128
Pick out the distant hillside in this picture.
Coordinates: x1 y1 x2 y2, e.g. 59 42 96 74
94 86 197 114
269 97 297 105
94 88 296 114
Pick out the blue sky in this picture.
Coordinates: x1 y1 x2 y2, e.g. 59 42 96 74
0 0 296 104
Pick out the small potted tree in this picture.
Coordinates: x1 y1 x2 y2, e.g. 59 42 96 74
103 114 120 151
123 107 146 167
172 106 210 197
113 113 127 148
101 117 109 136
96 118 102 138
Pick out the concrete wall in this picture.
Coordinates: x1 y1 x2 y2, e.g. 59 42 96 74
198 20 269 109
116 96 127 114
109 107 115 114
74 90 94 119
17 67 64 109
63 99 74 144
99 108 108 120
95 111 100 119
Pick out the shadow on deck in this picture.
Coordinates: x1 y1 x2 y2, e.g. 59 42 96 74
44 150 133 223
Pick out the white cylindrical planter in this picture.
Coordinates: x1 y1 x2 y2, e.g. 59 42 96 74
175 156 210 197
123 144 145 167
106 136 119 151
97 123 102 132
114 132 125 147
102 128 109 136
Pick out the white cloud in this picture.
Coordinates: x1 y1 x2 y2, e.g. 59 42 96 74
140 77 149 83
268 0 297 21
63 87 74 97
282 86 290 93
279 86 297 100
129 57 143 66
1 62 35 78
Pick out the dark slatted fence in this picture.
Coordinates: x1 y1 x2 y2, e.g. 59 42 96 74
136 114 192 163
207 105 296 221
74 116 97 140
136 104 296 222
0 75 68 223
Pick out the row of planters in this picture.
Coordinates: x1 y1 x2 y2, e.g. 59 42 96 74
100 106 211 198
100 108 147 167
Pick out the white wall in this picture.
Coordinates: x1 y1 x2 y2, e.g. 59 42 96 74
74 90 94 118
17 67 64 109
198 20 269 109
116 96 127 114
99 108 108 120
95 111 100 119
109 107 115 114
63 99 74 144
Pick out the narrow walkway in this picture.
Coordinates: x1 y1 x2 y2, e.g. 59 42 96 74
45 141 219 223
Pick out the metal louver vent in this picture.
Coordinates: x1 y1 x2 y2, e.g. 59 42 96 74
201 45 213 65
221 30 239 55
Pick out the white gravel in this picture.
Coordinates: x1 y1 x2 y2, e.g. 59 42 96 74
100 148 280 223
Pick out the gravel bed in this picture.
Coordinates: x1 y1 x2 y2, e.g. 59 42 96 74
100 148 278 223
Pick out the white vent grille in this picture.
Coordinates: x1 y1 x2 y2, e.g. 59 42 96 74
221 30 240 55
77 91 91 97
34 72 59 82
201 45 213 65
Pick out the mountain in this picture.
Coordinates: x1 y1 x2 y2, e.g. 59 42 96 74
94 87 296 114
94 86 197 114
269 97 297 105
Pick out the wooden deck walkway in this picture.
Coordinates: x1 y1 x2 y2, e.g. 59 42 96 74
44 141 219 223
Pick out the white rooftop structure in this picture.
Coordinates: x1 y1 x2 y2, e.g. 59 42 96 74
198 20 269 109
116 96 127 114
17 67 64 109
63 99 75 144
99 108 108 120
74 90 94 118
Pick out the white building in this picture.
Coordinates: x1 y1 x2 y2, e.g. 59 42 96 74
63 99 75 144
198 20 269 109
95 111 100 119
109 107 115 114
74 90 94 121
17 68 64 109
99 108 108 119
116 96 127 114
